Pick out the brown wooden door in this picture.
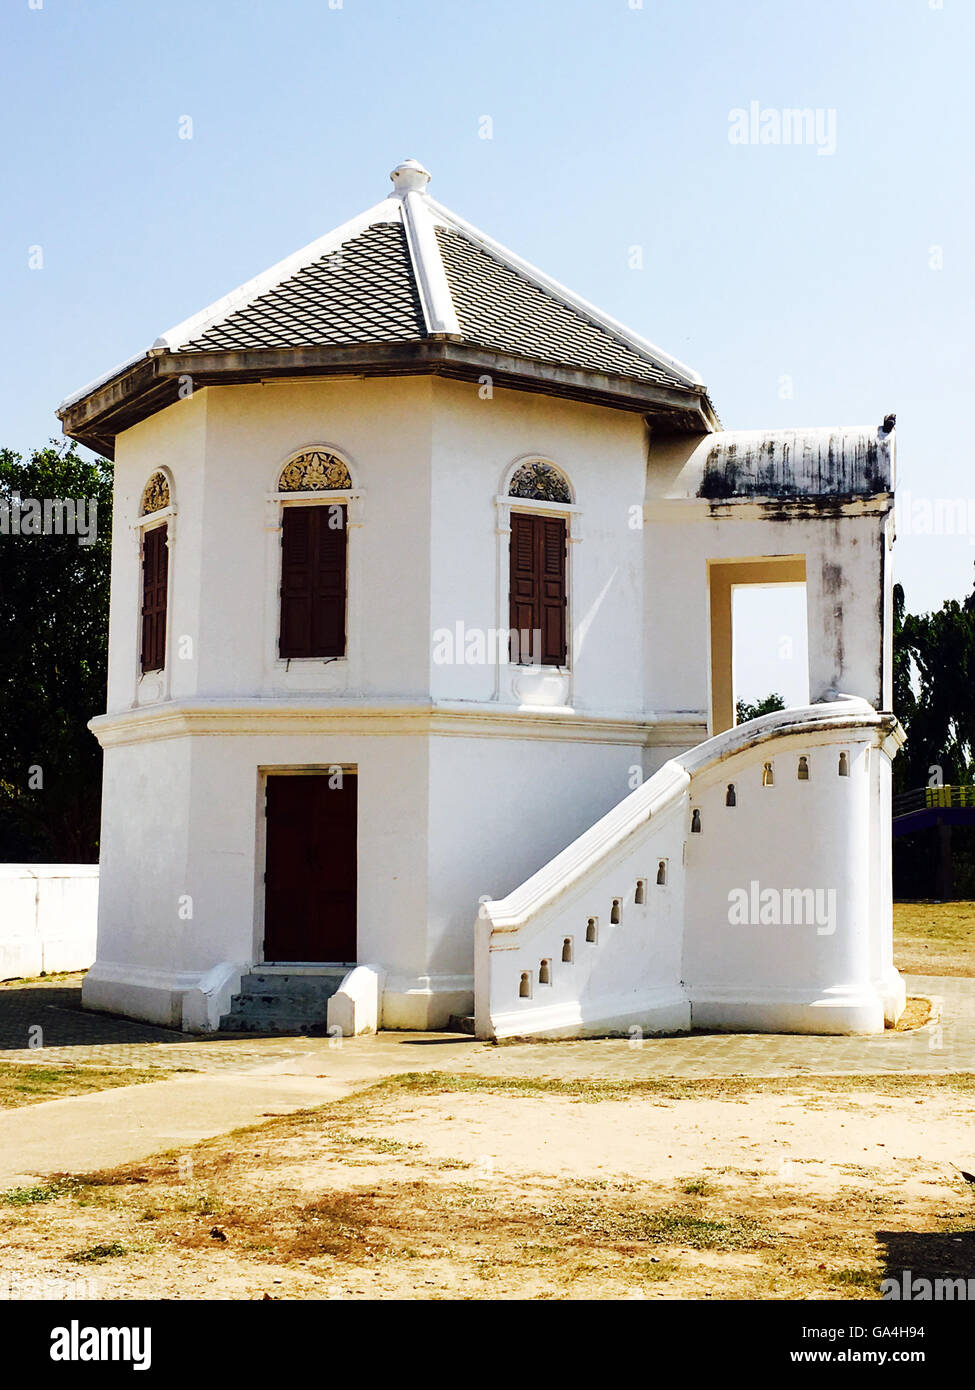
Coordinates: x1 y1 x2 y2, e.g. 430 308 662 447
263 773 357 962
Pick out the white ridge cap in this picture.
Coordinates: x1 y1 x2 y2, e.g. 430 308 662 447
390 159 431 195
400 189 461 337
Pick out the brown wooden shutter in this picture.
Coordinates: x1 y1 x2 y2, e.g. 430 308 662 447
280 505 347 659
313 504 347 657
140 523 168 672
539 515 567 665
509 512 538 663
280 507 313 658
508 512 566 665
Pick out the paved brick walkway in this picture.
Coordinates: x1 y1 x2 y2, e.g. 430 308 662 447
1 973 972 1079
0 978 322 1072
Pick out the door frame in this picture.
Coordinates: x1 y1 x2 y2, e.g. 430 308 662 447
254 764 359 964
706 556 807 736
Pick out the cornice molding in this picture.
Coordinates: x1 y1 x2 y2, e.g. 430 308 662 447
87 699 707 750
58 340 717 458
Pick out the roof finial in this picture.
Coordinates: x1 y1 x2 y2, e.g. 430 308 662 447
390 159 431 195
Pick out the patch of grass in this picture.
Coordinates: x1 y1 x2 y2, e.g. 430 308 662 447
680 1177 715 1196
279 1192 389 1261
68 1242 129 1264
0 970 86 987
175 1190 223 1216
346 1136 420 1155
894 900 975 977
829 1268 880 1288
1 1177 80 1206
542 1196 775 1251
0 1062 166 1110
625 1209 773 1252
363 1070 975 1106
636 1257 680 1281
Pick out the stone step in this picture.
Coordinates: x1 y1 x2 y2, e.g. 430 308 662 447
239 970 348 997
218 967 350 1034
219 1013 332 1036
225 993 330 1020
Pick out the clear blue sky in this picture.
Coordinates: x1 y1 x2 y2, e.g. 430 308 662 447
2 0 972 620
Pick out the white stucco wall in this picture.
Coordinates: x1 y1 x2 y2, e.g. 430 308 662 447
89 375 662 1030
428 381 647 713
88 373 898 1039
86 717 649 1029
424 731 642 973
109 378 436 709
0 866 98 979
643 510 890 721
682 724 893 1032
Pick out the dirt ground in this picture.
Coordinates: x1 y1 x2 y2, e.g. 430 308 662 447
2 1072 974 1301
0 903 970 1300
894 900 975 976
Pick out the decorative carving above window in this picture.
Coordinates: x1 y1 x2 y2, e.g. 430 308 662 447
278 450 352 492
508 460 572 504
140 472 171 515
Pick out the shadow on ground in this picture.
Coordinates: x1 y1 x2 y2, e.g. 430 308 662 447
878 1226 975 1286
0 981 473 1052
0 983 186 1050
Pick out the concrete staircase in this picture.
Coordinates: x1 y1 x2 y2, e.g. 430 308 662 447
218 968 349 1034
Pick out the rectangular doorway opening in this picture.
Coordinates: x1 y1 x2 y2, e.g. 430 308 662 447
708 557 807 735
733 582 809 723
263 771 357 963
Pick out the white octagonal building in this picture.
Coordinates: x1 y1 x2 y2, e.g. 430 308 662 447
59 160 905 1040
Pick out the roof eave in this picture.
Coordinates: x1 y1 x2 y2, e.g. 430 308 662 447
57 342 716 458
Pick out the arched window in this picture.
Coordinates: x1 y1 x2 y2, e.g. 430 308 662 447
140 471 171 516
508 459 572 504
138 471 173 674
507 459 572 667
277 450 352 493
276 448 353 660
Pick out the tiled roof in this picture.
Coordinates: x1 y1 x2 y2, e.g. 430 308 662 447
59 162 708 424
435 228 685 388
180 222 425 352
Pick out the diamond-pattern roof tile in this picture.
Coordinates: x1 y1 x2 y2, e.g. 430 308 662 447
180 222 425 352
434 227 686 388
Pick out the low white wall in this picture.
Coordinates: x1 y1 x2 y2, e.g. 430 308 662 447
0 865 99 979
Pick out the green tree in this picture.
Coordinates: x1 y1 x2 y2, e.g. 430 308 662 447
892 579 975 791
892 577 975 898
735 692 786 725
0 443 112 861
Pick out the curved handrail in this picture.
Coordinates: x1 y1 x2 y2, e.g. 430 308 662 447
480 698 900 936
